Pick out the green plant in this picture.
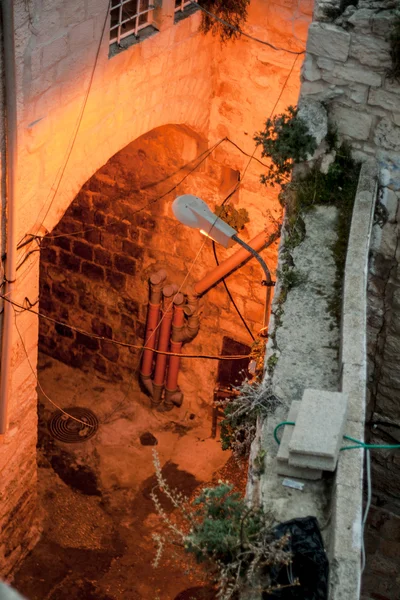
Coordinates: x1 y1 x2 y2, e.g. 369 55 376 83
151 451 296 599
279 141 360 322
276 266 306 291
253 448 266 475
388 11 400 81
219 381 281 458
199 0 250 42
254 106 317 187
215 204 250 231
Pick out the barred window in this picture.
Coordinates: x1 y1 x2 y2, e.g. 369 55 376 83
174 0 197 13
110 0 155 44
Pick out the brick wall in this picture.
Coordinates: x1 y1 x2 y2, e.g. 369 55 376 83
38 124 276 412
0 0 308 579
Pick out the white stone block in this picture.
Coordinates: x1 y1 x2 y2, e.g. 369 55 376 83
41 34 69 70
374 118 400 152
330 105 373 140
277 401 323 480
302 55 321 82
349 33 390 68
288 388 348 471
369 88 400 112
307 23 351 62
68 19 95 47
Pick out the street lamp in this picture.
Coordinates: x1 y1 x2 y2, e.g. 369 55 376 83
172 194 272 286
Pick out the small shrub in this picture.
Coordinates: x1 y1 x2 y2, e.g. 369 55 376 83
151 450 296 599
254 106 317 187
199 0 250 42
219 381 281 458
215 204 249 231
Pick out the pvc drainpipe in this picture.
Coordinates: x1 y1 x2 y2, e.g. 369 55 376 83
194 231 269 295
140 269 167 395
164 292 185 409
0 1 18 435
172 231 271 346
152 284 177 406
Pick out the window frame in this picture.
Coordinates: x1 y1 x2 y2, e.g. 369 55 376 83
174 0 197 13
110 0 155 45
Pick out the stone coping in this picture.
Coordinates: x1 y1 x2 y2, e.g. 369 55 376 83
246 160 378 600
329 159 378 600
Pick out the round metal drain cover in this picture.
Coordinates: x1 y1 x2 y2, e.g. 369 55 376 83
48 407 99 443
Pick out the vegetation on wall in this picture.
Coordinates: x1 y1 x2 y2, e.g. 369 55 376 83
219 381 280 458
254 106 317 187
151 451 295 599
199 0 251 41
215 203 250 231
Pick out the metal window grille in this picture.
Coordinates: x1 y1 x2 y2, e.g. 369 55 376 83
174 0 197 12
110 0 154 44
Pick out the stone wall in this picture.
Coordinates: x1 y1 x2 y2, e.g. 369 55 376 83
38 124 277 413
0 0 310 576
299 2 400 598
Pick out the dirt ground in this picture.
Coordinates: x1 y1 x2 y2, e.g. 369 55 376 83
13 355 247 600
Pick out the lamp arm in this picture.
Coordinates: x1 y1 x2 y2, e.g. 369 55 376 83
231 234 272 285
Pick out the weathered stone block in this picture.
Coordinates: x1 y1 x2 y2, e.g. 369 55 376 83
288 389 348 471
368 88 400 112
330 105 373 140
73 240 93 261
307 23 351 62
58 250 81 273
301 55 321 82
349 34 390 68
114 254 136 276
82 261 104 281
68 18 95 47
41 34 69 70
106 269 126 291
374 119 400 152
325 61 381 87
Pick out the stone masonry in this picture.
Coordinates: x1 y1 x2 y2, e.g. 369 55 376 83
1 0 311 577
299 2 400 599
38 124 274 412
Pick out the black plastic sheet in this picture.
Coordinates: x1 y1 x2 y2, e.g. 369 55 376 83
265 516 329 599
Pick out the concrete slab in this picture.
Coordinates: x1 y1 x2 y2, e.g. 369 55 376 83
277 401 322 480
288 388 348 471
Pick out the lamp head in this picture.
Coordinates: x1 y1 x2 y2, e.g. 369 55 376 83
172 195 237 248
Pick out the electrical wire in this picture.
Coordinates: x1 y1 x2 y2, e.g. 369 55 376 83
1 294 250 360
361 449 371 574
11 48 301 420
13 306 95 428
192 1 305 55
273 421 400 451
15 0 112 262
212 241 255 341
15 135 282 251
16 137 227 254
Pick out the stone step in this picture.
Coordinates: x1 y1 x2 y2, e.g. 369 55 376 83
288 388 348 472
276 401 323 480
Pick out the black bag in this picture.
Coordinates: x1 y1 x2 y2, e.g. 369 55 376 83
265 516 329 599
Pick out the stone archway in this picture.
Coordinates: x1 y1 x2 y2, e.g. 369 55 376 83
38 123 274 415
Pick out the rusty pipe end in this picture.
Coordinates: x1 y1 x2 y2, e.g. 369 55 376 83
163 284 178 297
173 292 185 306
150 269 167 285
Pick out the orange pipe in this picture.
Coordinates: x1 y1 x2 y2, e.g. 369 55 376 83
152 284 177 404
140 270 167 381
165 293 185 406
194 231 269 296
